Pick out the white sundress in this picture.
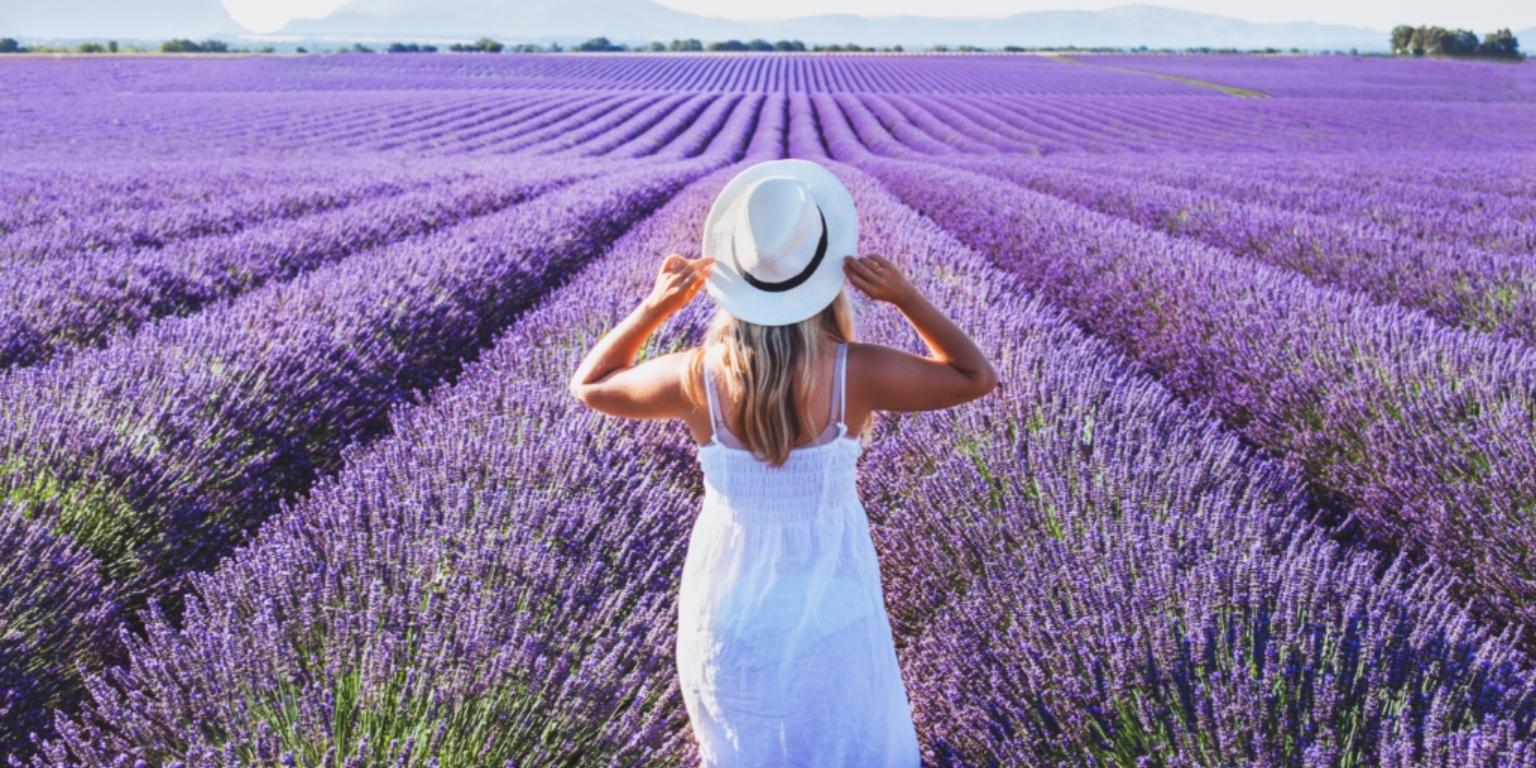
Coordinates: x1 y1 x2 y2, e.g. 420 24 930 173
676 341 922 767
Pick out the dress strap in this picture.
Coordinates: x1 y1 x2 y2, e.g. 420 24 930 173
834 341 848 432
701 352 722 445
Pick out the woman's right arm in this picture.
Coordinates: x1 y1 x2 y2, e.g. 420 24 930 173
843 254 998 412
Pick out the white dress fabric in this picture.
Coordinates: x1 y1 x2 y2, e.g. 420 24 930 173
676 341 922 767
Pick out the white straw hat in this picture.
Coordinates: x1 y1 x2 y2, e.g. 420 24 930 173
701 159 858 326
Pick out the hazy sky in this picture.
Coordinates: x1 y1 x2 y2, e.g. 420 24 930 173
220 0 1536 35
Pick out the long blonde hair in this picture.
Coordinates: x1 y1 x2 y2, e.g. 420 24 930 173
685 289 856 467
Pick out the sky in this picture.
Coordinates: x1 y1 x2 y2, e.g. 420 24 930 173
219 0 1536 36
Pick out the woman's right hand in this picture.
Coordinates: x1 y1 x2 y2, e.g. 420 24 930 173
844 254 917 308
644 253 713 317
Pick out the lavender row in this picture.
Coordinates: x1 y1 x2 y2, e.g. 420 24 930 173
483 93 671 156
820 82 1536 159
1055 149 1536 209
4 53 1209 96
26 159 1533 766
2 170 441 264
0 161 602 370
863 156 1536 638
1091 53 1536 103
0 503 121 757
1045 153 1536 252
0 160 712 756
0 161 354 238
957 157 1536 346
431 92 622 155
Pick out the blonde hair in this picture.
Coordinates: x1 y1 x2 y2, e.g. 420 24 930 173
685 289 856 467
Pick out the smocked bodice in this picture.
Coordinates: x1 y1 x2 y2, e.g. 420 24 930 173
698 432 862 524
696 341 862 524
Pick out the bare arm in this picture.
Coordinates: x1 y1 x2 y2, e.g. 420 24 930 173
844 253 998 412
568 253 714 419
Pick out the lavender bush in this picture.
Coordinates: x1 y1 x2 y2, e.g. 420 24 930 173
862 157 1536 640
0 161 605 369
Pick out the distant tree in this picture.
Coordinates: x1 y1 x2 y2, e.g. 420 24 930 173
669 38 703 51
1446 29 1480 55
576 36 624 52
646 41 665 51
107 40 118 53
449 37 502 53
510 43 545 52
745 38 773 51
75 41 106 53
161 37 228 53
0 37 18 53
1410 25 1449 55
892 44 903 52
1392 24 1522 59
930 44 949 52
295 46 307 53
773 39 804 51
956 44 983 52
706 39 748 51
1481 28 1521 58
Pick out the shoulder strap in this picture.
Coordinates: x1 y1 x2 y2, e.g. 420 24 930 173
701 352 721 443
835 341 848 428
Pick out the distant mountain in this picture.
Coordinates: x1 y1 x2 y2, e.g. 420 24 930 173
280 0 707 42
278 1 1390 52
2 0 240 40
0 0 1397 51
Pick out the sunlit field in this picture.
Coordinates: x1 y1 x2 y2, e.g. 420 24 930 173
3 52 1536 766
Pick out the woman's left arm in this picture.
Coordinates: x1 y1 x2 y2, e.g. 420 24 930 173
568 253 713 419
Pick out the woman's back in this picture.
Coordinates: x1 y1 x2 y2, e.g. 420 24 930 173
693 340 860 521
701 339 851 452
678 339 922 766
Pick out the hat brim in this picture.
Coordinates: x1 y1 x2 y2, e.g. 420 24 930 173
701 160 858 326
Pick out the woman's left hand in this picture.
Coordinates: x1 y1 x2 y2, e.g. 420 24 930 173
644 253 713 316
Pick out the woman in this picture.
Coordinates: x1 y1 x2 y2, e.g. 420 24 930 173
569 160 997 766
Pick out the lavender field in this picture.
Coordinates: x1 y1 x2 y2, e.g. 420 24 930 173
3 51 1536 766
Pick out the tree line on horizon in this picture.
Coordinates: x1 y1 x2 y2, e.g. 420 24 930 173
0 30 1524 58
1390 25 1522 59
0 35 1321 56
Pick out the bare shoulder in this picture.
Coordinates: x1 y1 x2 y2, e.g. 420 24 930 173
842 340 900 395
660 346 706 402
843 339 995 414
844 340 909 374
568 347 701 421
